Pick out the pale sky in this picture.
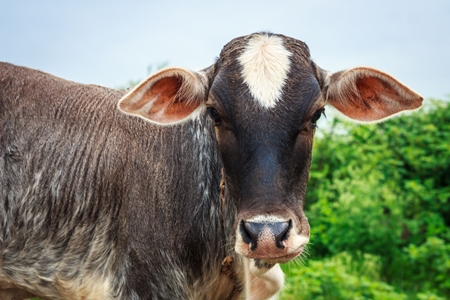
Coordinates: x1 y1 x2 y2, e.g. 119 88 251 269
1 0 449 100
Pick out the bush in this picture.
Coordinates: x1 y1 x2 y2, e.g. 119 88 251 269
281 253 413 300
298 99 450 298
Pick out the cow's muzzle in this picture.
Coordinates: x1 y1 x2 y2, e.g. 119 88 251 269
240 220 292 250
235 215 309 264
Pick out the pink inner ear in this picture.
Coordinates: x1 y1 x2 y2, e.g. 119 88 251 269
118 67 208 125
145 76 201 123
357 76 400 105
328 68 423 122
351 77 397 119
357 76 422 121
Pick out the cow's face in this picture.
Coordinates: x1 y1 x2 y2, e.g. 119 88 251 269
205 33 325 262
117 32 422 264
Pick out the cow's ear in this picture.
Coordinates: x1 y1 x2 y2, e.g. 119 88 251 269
323 67 423 122
118 68 209 125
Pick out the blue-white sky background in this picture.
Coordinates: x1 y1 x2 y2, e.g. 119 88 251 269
1 0 449 100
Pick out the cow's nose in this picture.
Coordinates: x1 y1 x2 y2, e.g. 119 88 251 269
240 220 291 250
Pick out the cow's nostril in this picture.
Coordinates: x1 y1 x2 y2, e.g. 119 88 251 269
240 220 262 251
240 219 292 251
274 220 292 249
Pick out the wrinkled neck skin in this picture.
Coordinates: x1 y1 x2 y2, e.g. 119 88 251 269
166 113 245 299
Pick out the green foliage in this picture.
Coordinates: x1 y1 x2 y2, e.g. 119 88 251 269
282 253 412 300
288 99 450 299
405 237 450 295
281 253 446 300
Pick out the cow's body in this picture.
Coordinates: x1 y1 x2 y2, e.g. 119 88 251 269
0 32 422 299
0 63 235 299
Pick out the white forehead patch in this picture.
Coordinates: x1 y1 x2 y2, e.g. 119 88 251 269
238 34 292 109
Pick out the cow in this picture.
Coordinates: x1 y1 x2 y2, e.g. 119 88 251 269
0 32 422 300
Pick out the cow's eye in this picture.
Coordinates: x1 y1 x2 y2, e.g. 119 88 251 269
311 108 325 126
206 107 222 125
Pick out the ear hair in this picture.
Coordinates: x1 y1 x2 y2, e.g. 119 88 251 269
322 67 422 122
118 68 209 125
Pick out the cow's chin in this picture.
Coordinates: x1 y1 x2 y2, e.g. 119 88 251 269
259 245 305 264
236 245 305 265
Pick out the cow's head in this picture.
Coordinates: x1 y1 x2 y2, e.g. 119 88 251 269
118 32 422 264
